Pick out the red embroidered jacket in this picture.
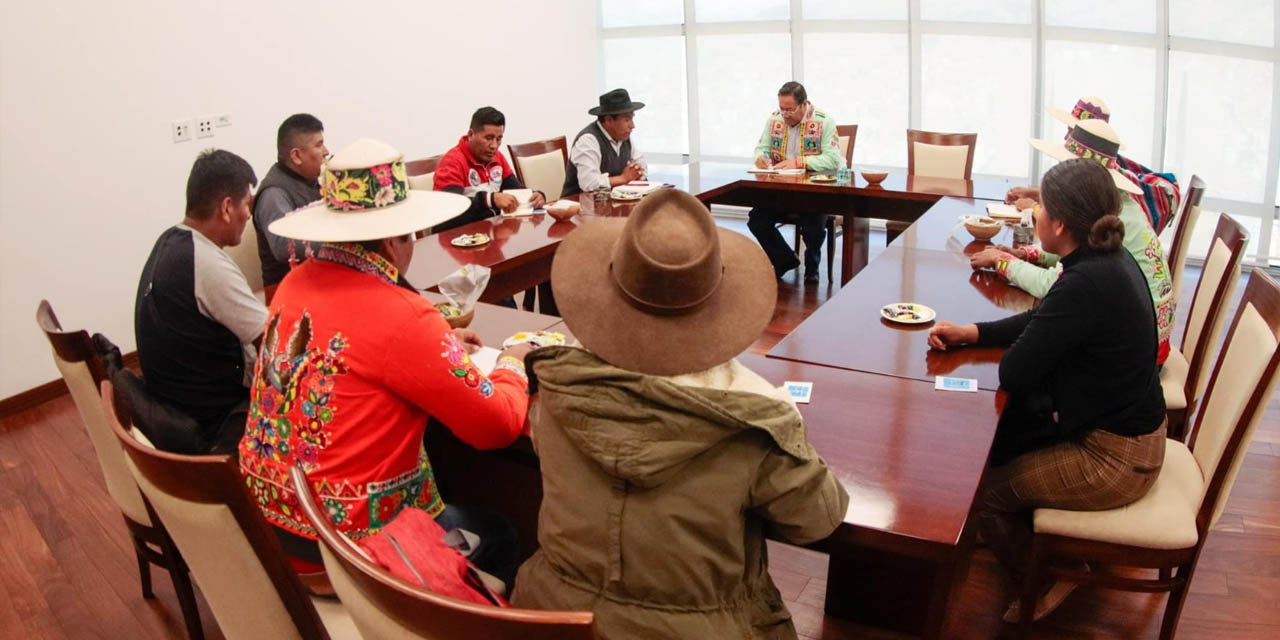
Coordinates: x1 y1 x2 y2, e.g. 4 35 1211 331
239 243 529 540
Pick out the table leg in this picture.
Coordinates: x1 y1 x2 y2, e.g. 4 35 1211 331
841 216 870 286
823 546 961 639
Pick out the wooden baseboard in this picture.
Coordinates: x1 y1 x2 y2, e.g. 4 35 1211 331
0 352 139 420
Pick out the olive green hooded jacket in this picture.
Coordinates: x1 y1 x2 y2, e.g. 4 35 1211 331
512 347 849 640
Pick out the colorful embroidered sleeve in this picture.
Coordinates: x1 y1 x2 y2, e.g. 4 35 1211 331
1116 155 1181 234
1004 258 1063 299
1022 245 1059 267
380 307 530 450
802 113 844 173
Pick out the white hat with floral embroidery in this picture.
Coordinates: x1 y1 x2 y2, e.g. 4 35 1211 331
268 139 469 242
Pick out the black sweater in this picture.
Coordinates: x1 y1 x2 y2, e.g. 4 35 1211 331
976 247 1166 438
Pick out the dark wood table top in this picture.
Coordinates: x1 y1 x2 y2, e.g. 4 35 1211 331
649 162 1012 204
888 196 1024 252
739 353 998 556
767 244 1036 391
404 164 1011 291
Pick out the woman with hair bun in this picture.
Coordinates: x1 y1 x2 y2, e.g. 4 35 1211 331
928 158 1167 624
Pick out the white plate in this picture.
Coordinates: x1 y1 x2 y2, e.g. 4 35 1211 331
809 175 837 183
502 331 567 349
880 302 937 325
450 233 491 247
610 190 643 201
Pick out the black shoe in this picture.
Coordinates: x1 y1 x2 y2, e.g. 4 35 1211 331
774 257 801 279
804 270 820 284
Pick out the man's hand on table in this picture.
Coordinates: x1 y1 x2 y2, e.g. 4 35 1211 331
492 192 519 213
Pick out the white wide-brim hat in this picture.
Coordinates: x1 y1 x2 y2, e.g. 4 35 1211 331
269 138 469 242
1029 119 1142 195
1047 95 1112 128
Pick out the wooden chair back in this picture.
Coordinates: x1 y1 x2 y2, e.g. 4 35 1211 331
36 301 151 525
102 380 337 640
1167 175 1207 302
1188 270 1280 533
508 136 570 201
836 124 857 167
1178 214 1249 414
289 466 598 640
906 129 977 180
405 154 444 191
225 218 265 292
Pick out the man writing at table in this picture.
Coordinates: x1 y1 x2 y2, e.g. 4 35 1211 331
433 106 545 232
562 88 647 196
746 81 845 283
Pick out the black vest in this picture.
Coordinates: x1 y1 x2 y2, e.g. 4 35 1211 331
253 163 320 285
563 122 632 196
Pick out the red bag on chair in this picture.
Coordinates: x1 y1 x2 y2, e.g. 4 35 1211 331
356 508 508 607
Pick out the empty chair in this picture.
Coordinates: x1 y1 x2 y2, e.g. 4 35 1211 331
1016 269 1280 639
289 465 597 640
1162 213 1248 441
224 219 266 300
405 154 444 191
1165 175 1207 302
508 136 570 202
102 379 361 640
35 300 205 640
889 129 978 242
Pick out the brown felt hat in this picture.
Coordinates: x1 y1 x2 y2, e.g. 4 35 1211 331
551 188 776 375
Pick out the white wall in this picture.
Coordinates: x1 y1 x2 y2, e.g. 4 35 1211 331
0 0 599 398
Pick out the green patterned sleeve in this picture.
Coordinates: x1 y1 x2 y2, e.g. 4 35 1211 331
1001 258 1061 299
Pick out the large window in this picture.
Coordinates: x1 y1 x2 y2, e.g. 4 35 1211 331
598 0 1280 265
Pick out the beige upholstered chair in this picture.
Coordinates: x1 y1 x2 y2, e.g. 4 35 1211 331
35 301 205 639
509 136 570 202
1015 269 1280 639
889 129 977 243
102 380 361 640
1162 214 1248 441
907 129 977 180
1165 175 1207 302
289 466 597 640
225 219 265 296
405 154 443 192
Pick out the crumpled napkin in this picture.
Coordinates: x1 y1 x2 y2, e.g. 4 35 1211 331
438 264 490 313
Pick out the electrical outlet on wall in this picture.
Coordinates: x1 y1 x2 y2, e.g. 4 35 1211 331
196 117 215 138
172 120 193 143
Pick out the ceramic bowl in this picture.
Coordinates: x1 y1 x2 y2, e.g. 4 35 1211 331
963 215 1003 241
435 303 474 329
547 203 579 221
860 171 888 185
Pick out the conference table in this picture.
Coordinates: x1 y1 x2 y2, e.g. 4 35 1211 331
415 163 1030 638
404 162 1011 293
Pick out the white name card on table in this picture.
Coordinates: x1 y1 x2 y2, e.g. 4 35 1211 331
784 381 814 404
934 376 978 392
471 346 501 376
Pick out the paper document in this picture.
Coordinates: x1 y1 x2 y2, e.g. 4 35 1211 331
986 203 1023 220
471 346 501 375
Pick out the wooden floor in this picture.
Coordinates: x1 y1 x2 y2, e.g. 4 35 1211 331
3 223 1279 638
